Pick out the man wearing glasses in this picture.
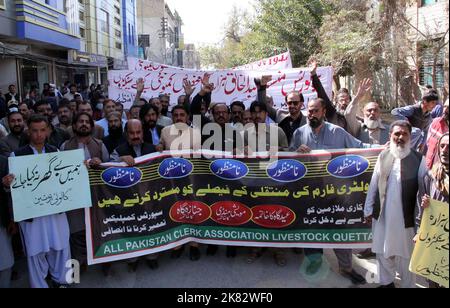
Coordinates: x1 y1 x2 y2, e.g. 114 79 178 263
256 76 307 144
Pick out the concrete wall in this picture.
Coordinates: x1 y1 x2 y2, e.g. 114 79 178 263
0 57 18 95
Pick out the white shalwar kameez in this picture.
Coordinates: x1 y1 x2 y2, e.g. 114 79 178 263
19 213 71 288
366 159 416 288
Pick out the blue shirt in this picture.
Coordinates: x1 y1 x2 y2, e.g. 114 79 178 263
290 122 370 151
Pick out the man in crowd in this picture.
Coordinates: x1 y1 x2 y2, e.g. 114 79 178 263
426 99 449 169
56 102 73 131
158 106 202 153
63 84 80 101
230 101 246 126
74 101 105 140
0 109 29 157
244 101 289 267
3 115 72 288
290 97 371 284
364 121 424 288
310 61 348 130
103 112 126 154
4 85 20 104
140 104 164 146
417 133 449 288
33 101 70 148
111 119 158 272
18 102 32 124
160 94 171 118
61 112 109 272
149 97 172 128
129 105 141 120
96 99 126 137
257 76 307 144
392 90 439 152
158 106 202 261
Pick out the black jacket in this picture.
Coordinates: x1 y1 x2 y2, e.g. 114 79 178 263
143 125 164 145
115 142 157 158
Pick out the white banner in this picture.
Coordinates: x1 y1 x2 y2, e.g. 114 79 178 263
233 51 293 71
108 66 333 111
127 51 293 72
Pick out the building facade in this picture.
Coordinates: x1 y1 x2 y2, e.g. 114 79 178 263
0 0 133 99
137 0 184 66
183 44 201 70
122 0 138 60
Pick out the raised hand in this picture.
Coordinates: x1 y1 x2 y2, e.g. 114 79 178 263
261 75 273 87
201 73 214 94
136 78 145 93
309 59 318 76
354 78 372 102
183 79 194 96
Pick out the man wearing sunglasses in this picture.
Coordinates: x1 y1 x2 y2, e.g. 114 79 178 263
256 76 307 144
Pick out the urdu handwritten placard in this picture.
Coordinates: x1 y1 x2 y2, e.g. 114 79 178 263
410 199 449 288
9 150 92 222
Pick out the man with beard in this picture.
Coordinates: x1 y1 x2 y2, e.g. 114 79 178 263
202 103 243 153
310 61 348 130
230 101 246 126
150 97 173 127
159 94 171 118
61 113 109 271
242 110 253 126
18 102 32 124
426 99 449 169
102 112 126 154
140 104 163 145
417 133 449 288
33 101 70 149
75 101 105 140
290 98 370 152
56 102 73 131
245 101 289 153
256 76 307 143
364 121 424 288
129 105 141 120
290 98 371 284
158 106 202 153
157 106 202 261
0 109 29 156
63 84 80 101
96 99 127 137
111 120 158 272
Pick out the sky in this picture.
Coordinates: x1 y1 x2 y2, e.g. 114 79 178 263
165 0 256 46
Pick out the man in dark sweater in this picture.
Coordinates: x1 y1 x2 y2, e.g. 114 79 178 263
111 119 156 165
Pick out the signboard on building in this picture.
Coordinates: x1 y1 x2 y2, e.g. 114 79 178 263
68 50 108 67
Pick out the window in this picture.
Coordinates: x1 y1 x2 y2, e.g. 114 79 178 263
115 42 122 50
98 9 109 33
114 6 120 15
139 34 150 48
114 17 121 26
115 29 121 38
80 27 85 38
79 11 85 22
0 0 5 10
419 40 446 89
